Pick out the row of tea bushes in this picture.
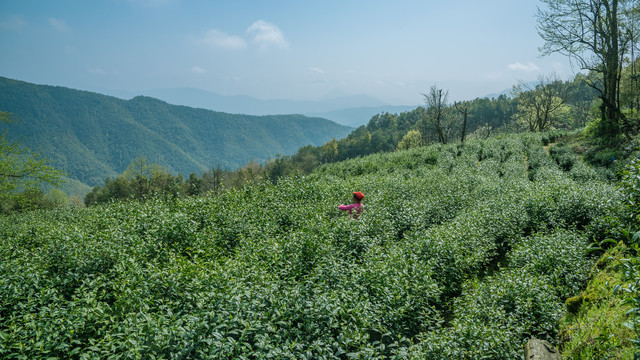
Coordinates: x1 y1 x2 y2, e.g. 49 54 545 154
0 133 621 359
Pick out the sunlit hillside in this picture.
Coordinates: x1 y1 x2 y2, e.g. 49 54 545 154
1 131 630 359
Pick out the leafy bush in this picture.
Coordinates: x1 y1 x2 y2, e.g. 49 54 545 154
0 132 618 359
508 230 592 300
414 270 563 360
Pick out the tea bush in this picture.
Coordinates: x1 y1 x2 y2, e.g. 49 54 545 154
0 132 620 359
414 270 563 360
508 230 592 300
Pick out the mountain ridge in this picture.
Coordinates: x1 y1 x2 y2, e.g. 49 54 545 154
139 87 419 127
141 87 389 114
0 77 352 187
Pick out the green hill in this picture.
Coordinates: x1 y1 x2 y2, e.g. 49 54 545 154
0 77 352 187
0 132 631 358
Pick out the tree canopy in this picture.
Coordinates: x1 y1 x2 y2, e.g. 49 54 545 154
537 0 640 141
0 111 62 212
512 75 570 132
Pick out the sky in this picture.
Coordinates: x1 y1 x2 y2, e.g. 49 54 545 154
0 0 578 106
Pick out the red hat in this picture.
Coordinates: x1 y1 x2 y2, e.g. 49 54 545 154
353 191 364 200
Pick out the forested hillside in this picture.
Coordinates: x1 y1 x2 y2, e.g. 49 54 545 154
263 73 600 179
0 132 629 359
0 77 352 186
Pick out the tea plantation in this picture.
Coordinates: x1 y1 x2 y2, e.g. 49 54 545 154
0 133 622 359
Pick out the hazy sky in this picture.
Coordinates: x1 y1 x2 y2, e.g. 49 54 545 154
0 0 577 106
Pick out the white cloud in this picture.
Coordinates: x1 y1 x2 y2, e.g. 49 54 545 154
191 66 207 74
247 20 289 49
49 17 70 32
507 62 541 72
201 29 247 50
0 15 27 31
309 67 324 74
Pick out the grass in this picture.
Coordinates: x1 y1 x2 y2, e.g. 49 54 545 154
558 243 635 359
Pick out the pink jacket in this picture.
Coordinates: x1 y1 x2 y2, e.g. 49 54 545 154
338 203 363 219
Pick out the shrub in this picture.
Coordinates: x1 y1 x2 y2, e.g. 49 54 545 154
0 131 618 359
508 230 592 300
415 270 563 360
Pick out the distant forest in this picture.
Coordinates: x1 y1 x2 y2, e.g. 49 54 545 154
0 77 352 188
2 54 639 210
81 66 640 207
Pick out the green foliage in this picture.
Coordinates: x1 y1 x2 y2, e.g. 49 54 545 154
559 244 634 360
508 230 592 300
256 71 614 185
0 132 622 358
416 270 563 360
0 111 64 213
0 77 352 187
615 156 640 358
396 130 423 150
512 77 571 132
620 158 640 222
537 0 639 141
615 247 640 357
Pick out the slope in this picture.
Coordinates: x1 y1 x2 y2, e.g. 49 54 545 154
0 77 352 186
0 132 625 359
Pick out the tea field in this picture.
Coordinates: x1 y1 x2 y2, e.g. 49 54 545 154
0 133 621 359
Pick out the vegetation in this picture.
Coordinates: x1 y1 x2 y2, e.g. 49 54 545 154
611 156 640 359
0 111 63 213
0 132 624 358
559 244 634 359
240 73 599 183
537 0 640 142
512 75 570 132
419 85 452 144
0 76 352 187
1 2 640 357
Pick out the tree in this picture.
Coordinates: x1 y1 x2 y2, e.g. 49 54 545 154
0 111 62 211
512 75 569 132
420 86 452 144
265 154 293 184
291 145 320 175
621 56 640 128
454 101 470 142
397 130 424 150
564 72 600 127
122 156 180 199
123 156 154 199
85 157 185 205
537 0 640 140
321 138 339 163
185 173 203 196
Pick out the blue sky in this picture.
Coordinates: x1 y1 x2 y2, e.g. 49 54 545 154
0 0 576 106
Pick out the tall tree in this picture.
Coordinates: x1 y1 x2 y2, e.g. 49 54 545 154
420 86 451 144
454 101 470 142
621 56 640 121
537 0 640 140
512 75 569 132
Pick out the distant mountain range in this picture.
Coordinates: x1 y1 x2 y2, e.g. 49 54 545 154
107 87 419 128
483 82 540 99
0 77 352 190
